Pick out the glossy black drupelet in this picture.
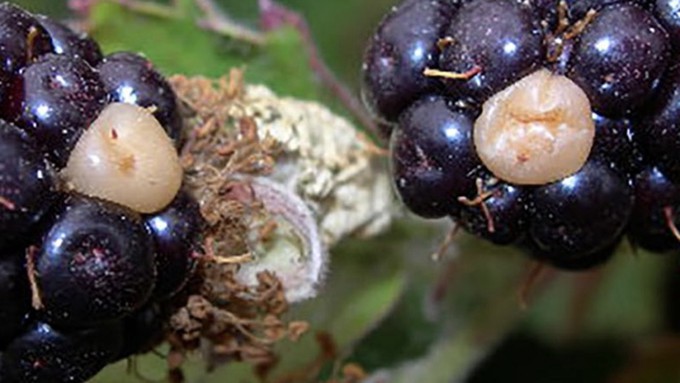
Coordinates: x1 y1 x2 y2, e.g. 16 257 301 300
629 167 680 253
145 190 205 299
639 61 680 182
529 160 634 260
568 3 670 116
390 96 482 219
589 113 643 176
439 0 545 104
460 179 530 245
0 3 52 76
361 0 455 123
6 53 107 167
98 52 183 145
655 0 680 50
0 120 55 248
0 251 30 347
36 15 103 66
1 321 122 383
115 304 167 360
35 196 156 327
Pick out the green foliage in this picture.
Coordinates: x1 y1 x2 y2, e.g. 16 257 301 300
89 0 323 100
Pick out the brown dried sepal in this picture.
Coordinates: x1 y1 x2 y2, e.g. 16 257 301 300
155 70 309 379
169 268 304 374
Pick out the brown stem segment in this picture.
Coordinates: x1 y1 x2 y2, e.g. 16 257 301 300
258 0 381 141
664 206 680 242
518 261 548 310
423 65 482 81
431 222 461 262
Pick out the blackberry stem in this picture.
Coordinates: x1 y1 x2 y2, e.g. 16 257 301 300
663 206 680 241
423 66 482 81
457 178 497 234
517 261 548 310
25 245 43 310
431 222 460 262
0 195 16 210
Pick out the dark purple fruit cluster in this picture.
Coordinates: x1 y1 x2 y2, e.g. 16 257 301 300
363 0 680 270
0 3 205 382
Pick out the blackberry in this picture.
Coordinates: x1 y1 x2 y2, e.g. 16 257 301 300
0 3 52 76
36 15 103 66
2 321 122 383
98 52 183 144
529 159 633 259
628 166 680 253
0 119 55 248
364 0 680 270
459 177 530 245
35 195 155 327
567 2 670 116
361 0 455 123
6 53 106 167
0 250 30 347
0 3 197 382
389 95 482 219
438 0 545 103
145 190 205 299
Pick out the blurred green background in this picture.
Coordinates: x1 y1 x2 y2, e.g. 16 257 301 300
13 1 680 382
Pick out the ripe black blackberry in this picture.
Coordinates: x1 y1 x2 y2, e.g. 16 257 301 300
145 189 205 299
0 3 204 382
361 0 456 124
389 95 482 219
98 51 183 145
6 53 107 167
35 195 156 327
1 321 123 383
363 0 680 269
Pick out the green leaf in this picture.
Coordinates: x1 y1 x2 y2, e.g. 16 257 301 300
89 0 323 100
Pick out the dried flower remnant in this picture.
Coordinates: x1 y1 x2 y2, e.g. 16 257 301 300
172 71 392 301
164 71 394 377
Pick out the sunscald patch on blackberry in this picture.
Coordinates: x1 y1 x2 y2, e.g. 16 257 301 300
35 196 155 327
98 52 183 145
